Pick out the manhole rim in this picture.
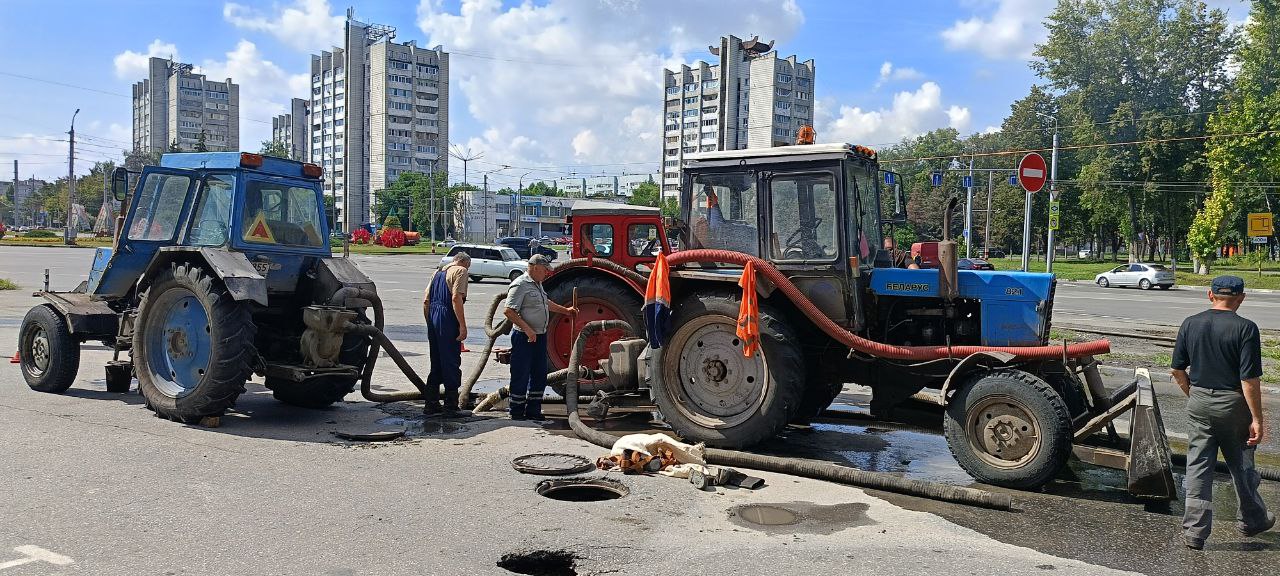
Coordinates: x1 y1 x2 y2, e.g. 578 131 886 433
512 452 596 476
535 476 630 501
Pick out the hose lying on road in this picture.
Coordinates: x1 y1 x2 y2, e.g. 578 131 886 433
666 249 1110 362
1170 452 1280 483
563 320 1014 512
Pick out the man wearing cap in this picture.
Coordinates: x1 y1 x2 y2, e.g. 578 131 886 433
423 251 471 417
1172 275 1273 549
503 254 576 420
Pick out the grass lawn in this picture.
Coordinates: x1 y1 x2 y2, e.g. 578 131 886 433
989 256 1280 290
0 278 18 290
0 236 113 248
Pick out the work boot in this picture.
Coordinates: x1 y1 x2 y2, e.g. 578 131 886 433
1239 513 1276 538
441 390 472 419
1184 536 1205 550
423 387 443 416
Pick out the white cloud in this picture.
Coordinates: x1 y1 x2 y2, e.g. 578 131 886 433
113 40 180 79
875 61 923 88
941 0 1055 60
823 82 972 146
416 0 805 178
196 40 310 148
223 0 344 53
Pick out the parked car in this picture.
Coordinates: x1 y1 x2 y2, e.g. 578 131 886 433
958 258 995 271
440 244 527 282
435 239 456 248
497 236 558 260
1078 249 1094 259
1094 262 1175 290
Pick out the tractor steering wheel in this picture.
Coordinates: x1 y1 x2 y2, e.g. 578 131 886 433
783 217 824 258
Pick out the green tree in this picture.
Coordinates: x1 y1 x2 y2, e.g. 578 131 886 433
122 148 161 171
1199 0 1280 273
168 139 182 153
628 181 661 207
521 181 557 197
259 139 292 159
194 130 209 152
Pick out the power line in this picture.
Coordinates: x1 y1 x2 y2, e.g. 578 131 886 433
880 128 1280 164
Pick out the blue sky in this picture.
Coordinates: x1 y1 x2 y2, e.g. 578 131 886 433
0 0 1250 186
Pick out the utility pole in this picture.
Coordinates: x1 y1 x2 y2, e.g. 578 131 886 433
1037 112 1059 273
517 172 530 238
483 174 489 241
965 156 974 258
65 108 79 246
428 164 436 246
984 172 993 258
11 160 17 228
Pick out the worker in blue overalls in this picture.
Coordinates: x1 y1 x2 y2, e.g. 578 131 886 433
423 251 472 417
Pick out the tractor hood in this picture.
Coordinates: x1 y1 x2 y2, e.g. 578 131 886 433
869 268 1055 346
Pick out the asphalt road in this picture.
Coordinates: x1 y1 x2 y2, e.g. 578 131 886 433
1054 280 1280 332
1 246 1278 574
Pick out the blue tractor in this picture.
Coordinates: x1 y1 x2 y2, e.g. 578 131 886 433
16 152 393 421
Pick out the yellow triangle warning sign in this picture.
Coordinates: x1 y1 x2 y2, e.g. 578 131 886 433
243 211 276 244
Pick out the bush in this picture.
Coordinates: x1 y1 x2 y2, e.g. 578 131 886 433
0 278 17 290
351 228 372 245
23 230 58 239
378 227 406 248
383 215 402 229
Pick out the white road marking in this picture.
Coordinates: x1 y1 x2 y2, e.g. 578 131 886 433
1021 167 1044 179
0 546 73 570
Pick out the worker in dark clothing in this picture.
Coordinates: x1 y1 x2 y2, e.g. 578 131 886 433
1172 275 1273 549
503 254 576 421
423 251 472 417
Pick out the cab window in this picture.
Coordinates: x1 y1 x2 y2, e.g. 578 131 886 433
241 180 324 247
846 161 881 263
628 223 660 257
769 173 837 260
128 173 192 241
188 174 235 246
688 171 759 256
585 224 613 257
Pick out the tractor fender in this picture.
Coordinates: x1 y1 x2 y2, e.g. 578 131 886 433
938 351 1018 406
140 247 267 306
545 265 644 295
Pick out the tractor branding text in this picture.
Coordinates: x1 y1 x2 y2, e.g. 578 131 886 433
885 282 932 292
1004 287 1024 296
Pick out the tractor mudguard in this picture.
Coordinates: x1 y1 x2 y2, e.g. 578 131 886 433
310 257 376 308
142 247 267 306
939 351 1017 404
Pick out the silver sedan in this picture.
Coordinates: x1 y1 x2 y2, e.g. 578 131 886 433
1094 263 1175 290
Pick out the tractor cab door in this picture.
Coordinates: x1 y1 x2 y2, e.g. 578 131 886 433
93 169 198 299
843 159 884 330
762 168 853 326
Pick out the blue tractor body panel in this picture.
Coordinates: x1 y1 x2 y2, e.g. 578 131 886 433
86 247 114 294
869 268 1054 346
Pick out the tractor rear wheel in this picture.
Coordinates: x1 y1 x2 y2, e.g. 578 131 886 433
546 275 644 397
943 369 1072 489
266 330 370 408
134 263 257 422
650 293 803 449
18 304 80 393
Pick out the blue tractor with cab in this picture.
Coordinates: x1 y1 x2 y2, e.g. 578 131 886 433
16 152 392 421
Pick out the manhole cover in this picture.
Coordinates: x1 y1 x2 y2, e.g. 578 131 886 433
497 549 578 576
512 453 595 476
535 477 629 502
732 504 801 526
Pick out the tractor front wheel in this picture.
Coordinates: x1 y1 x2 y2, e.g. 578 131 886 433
134 263 257 422
650 293 803 449
18 304 80 393
943 369 1072 489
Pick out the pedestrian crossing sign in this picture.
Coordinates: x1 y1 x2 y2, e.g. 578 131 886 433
243 211 276 244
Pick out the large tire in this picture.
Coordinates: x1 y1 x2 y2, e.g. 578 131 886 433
266 329 369 408
650 292 804 449
546 275 644 397
943 369 1072 490
134 263 257 422
18 304 80 393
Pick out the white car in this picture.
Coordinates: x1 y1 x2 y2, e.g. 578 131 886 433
1094 262 1175 290
440 244 527 282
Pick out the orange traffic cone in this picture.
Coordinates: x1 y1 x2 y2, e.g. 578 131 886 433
9 351 20 364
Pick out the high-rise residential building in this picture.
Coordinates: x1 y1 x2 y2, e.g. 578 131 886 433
661 35 815 193
8 174 48 227
131 57 239 154
309 9 450 233
271 98 308 160
538 173 658 199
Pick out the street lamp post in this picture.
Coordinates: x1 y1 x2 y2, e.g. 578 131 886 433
65 108 79 246
516 171 531 238
1037 111 1059 273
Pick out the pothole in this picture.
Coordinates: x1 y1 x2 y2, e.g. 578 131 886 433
497 549 578 576
734 504 801 526
535 477 629 502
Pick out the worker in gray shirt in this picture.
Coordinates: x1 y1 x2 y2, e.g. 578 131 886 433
1172 275 1273 549
503 254 576 420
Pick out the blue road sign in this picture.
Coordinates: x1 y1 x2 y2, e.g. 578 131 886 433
884 172 895 185
1009 174 1018 186
931 172 943 187
963 175 973 188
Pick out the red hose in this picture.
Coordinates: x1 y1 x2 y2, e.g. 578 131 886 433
666 249 1110 361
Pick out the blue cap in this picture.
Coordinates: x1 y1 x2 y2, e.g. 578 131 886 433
1211 275 1245 296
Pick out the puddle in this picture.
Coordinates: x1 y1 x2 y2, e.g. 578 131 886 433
727 501 874 534
375 416 470 436
765 422 974 485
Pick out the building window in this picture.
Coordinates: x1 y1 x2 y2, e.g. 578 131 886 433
775 101 791 111
701 106 718 114
796 77 811 88
774 127 791 138
776 88 792 97
666 86 680 95
702 80 719 90
664 160 678 167
389 73 412 84
777 73 792 83
389 60 411 70
684 97 697 104
703 119 717 126
684 83 697 93
417 64 439 75
683 109 697 117
795 104 810 115
796 92 810 101
774 114 790 123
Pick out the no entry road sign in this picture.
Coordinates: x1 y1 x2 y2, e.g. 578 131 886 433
1018 153 1048 193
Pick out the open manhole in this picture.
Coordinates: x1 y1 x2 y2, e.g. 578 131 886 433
497 549 577 576
535 477 629 502
512 453 595 476
731 504 801 526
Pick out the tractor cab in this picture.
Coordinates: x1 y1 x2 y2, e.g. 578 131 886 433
566 200 670 271
677 143 904 330
93 152 329 301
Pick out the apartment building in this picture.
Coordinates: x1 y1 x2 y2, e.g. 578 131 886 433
131 57 239 154
309 9 449 233
661 35 815 193
271 98 308 160
539 173 658 198
8 175 48 227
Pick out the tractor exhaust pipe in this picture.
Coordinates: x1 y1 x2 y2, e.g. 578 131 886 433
938 197 959 301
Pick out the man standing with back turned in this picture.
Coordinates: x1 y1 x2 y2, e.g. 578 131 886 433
423 251 471 417
1172 275 1273 549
